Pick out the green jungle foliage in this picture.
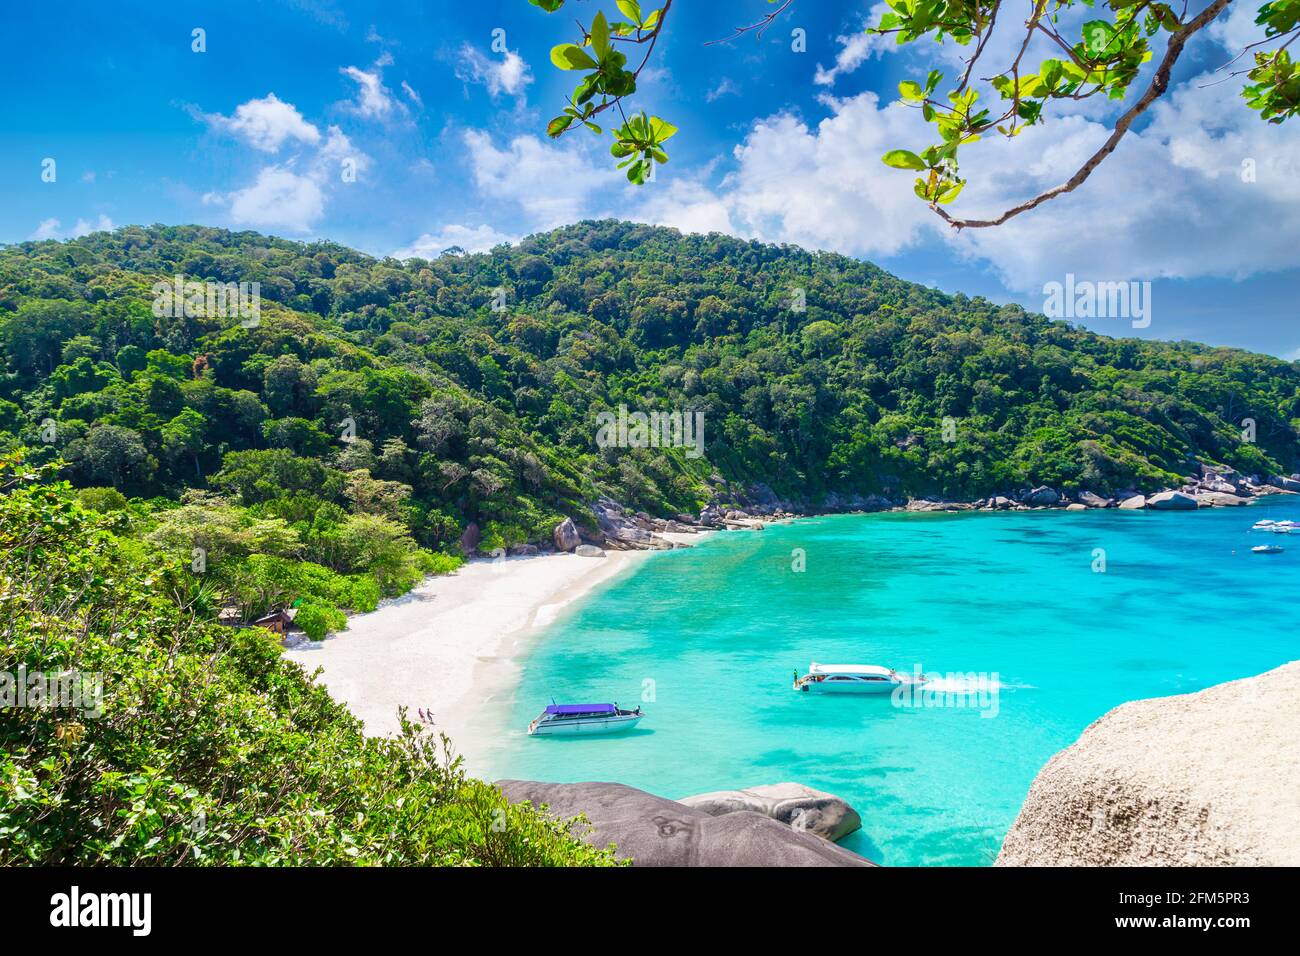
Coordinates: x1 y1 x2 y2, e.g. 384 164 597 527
0 457 617 866
2 220 1296 528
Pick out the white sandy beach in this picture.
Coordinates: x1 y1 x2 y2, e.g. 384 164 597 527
284 532 706 773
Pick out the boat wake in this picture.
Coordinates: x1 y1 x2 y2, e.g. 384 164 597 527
921 675 1017 694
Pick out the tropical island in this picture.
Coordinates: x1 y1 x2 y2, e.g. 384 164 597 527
2 221 1299 865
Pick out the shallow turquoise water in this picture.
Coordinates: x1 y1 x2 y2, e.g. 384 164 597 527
479 499 1300 866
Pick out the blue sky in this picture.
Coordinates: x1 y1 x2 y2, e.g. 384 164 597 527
2 0 1297 357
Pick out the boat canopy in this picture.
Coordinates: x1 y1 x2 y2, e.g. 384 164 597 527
808 663 893 677
545 703 616 715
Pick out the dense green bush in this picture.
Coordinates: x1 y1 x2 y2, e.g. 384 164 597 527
0 457 615 866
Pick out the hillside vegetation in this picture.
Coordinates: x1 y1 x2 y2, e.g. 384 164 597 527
1 220 1297 602
2 220 1298 865
0 457 615 865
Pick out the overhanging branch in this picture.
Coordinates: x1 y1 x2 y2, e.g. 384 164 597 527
931 0 1235 230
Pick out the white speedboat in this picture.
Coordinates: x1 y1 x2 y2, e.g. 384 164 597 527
1252 520 1276 530
527 702 644 736
1253 544 1284 554
793 663 927 695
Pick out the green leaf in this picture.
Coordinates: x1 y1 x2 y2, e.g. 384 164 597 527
616 0 642 25
649 117 678 141
1081 20 1116 55
898 80 925 102
590 11 611 55
1040 58 1063 91
547 115 575 138
550 44 598 70
881 149 927 170
528 0 565 10
936 181 965 204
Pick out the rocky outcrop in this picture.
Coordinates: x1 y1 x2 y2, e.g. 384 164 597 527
1117 494 1147 510
1065 503 1086 511
496 780 871 867
1023 486 1061 506
593 497 673 550
905 498 976 512
1078 491 1112 508
699 504 726 527
1269 475 1300 492
1195 491 1250 507
997 661 1300 866
574 544 605 557
679 782 861 843
553 516 580 552
1146 490 1198 510
458 521 481 555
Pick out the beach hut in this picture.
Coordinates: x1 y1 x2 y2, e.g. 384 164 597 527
250 607 298 636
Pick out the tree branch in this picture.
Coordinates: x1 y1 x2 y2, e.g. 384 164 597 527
932 0 1234 230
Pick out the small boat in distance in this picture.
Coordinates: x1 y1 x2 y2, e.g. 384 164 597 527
527 702 644 736
793 663 928 695
1252 544 1285 554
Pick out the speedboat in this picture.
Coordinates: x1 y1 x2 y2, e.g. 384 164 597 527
1252 520 1276 530
527 702 644 736
793 663 927 695
1252 544 1284 554
1273 526 1293 534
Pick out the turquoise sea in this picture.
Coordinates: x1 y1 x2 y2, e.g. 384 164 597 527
478 498 1300 866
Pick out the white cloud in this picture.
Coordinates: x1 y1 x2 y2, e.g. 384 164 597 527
209 93 321 153
393 224 519 259
226 167 325 232
706 78 739 103
1208 2 1267 54
721 95 933 257
29 218 61 240
635 176 737 236
202 121 369 233
814 5 895 86
29 215 114 240
401 80 423 108
340 64 398 118
455 44 533 99
463 130 619 228
71 215 114 237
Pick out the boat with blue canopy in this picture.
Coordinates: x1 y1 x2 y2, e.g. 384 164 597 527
527 702 645 736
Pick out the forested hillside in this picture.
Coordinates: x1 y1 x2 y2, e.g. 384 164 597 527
3 220 1298 865
2 220 1298 561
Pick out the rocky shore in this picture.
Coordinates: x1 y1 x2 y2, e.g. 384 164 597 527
691 463 1298 527
454 463 1300 563
516 463 1300 558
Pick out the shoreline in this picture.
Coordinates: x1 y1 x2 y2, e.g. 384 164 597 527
283 530 709 775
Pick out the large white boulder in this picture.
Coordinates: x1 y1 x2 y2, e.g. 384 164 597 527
997 661 1300 866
